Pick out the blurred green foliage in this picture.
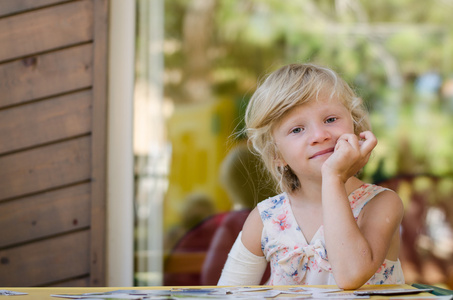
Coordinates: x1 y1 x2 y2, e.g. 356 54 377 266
163 0 453 181
152 0 453 286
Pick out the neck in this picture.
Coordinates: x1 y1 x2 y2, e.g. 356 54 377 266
289 176 364 204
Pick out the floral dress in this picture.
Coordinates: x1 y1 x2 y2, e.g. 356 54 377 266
257 184 405 285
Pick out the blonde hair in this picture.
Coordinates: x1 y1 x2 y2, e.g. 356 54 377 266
244 63 370 193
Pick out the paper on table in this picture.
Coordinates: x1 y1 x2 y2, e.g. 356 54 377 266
289 287 343 294
285 287 370 300
308 293 369 299
389 296 453 300
354 288 434 296
51 293 144 299
108 289 171 296
0 290 28 296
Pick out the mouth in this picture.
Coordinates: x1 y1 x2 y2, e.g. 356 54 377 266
309 147 335 159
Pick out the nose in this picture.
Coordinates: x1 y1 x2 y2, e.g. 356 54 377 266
308 124 331 145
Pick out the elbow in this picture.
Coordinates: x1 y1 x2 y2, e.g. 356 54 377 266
333 248 378 289
336 279 365 291
333 269 370 290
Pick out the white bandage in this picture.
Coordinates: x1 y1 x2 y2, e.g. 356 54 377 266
217 232 268 286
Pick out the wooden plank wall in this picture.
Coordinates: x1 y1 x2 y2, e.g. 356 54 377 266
0 0 108 287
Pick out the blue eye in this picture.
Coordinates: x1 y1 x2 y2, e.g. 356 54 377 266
326 117 337 123
291 127 303 134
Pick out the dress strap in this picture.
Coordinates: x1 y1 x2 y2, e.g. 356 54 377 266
349 184 389 219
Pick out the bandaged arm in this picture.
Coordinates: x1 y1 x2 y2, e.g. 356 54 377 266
217 232 268 286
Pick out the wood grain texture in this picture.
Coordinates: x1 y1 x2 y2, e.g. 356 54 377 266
0 0 109 286
0 0 93 61
0 184 91 248
0 44 93 108
0 0 68 17
88 0 108 286
0 90 92 154
0 137 91 201
0 230 90 287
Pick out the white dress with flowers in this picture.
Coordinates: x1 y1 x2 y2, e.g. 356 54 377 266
257 184 405 286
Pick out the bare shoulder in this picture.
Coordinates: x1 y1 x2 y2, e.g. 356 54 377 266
376 188 404 214
241 207 264 256
361 188 404 224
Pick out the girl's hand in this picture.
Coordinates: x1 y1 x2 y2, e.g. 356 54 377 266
322 131 377 182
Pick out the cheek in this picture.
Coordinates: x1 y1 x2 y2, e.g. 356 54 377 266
348 117 357 133
343 120 356 134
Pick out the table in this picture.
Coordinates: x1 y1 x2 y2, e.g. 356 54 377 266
0 284 445 299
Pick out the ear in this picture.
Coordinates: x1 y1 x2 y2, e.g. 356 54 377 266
274 156 287 169
272 141 286 168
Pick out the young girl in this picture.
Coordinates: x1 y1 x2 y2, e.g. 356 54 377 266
217 63 405 289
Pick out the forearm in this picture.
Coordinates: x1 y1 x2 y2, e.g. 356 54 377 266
322 176 377 288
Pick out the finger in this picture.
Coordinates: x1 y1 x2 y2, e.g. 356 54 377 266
337 134 360 151
334 138 349 151
359 130 375 140
359 131 377 154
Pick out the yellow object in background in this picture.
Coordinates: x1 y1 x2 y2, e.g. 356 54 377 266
165 98 237 234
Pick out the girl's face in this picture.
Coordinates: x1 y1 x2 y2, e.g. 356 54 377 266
272 97 355 180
